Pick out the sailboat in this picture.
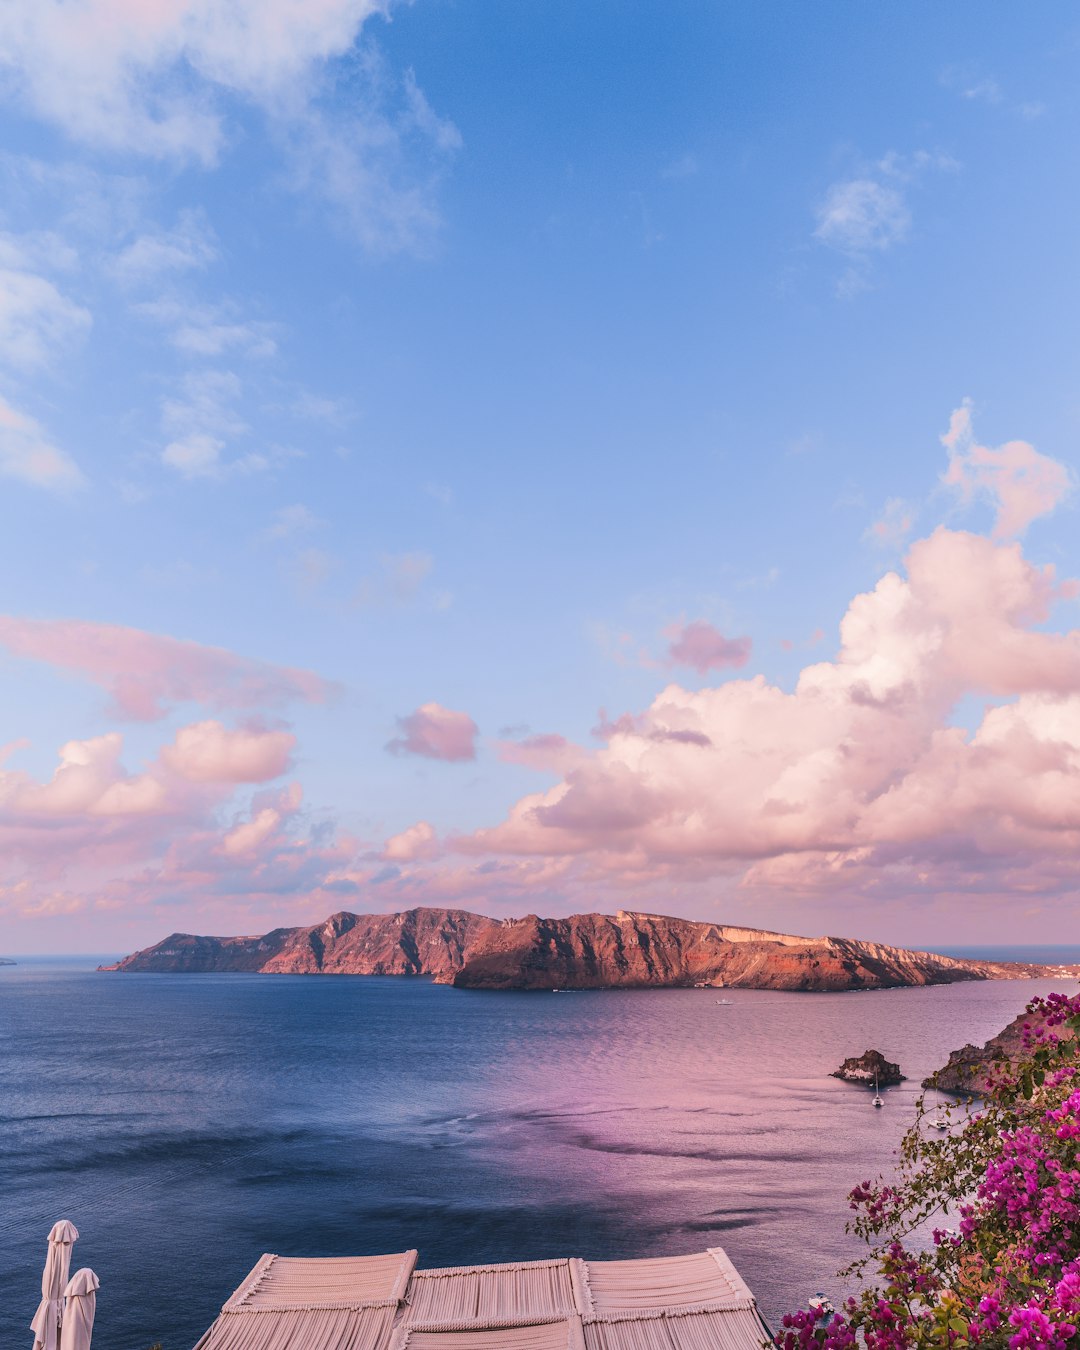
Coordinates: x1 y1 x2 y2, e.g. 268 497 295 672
872 1073 883 1108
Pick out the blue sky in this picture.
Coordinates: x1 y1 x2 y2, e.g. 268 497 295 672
2 3 1080 953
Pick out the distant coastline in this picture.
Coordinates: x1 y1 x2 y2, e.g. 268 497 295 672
939 944 1080 966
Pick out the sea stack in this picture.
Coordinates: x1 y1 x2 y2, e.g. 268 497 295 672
832 1049 905 1086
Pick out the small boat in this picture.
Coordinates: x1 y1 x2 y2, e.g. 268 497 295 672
872 1074 883 1108
715 998 733 1005
931 1116 949 1131
808 1293 835 1323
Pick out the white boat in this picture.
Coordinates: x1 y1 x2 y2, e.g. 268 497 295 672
715 998 733 1005
931 1115 949 1131
808 1293 835 1322
872 1074 884 1108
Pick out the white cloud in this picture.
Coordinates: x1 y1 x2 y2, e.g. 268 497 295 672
815 179 910 255
139 298 277 358
814 149 958 292
0 394 83 491
285 102 456 255
162 432 226 479
160 369 266 479
0 229 79 274
0 5 461 256
940 66 1002 105
264 504 324 540
0 0 389 163
110 210 218 285
162 369 246 439
0 267 91 369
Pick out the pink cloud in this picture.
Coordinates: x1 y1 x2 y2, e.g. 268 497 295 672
0 616 335 720
383 820 438 861
664 620 752 674
386 701 478 762
161 720 295 783
942 400 1072 539
0 724 361 943
448 526 1080 917
865 497 916 549
496 733 585 774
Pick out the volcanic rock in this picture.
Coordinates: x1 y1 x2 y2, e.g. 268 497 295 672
832 1049 905 1086
105 906 1080 993
926 1006 1076 1095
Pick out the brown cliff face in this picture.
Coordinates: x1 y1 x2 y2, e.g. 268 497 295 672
107 906 1078 992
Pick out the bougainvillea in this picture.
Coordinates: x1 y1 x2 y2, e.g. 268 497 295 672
777 992 1080 1350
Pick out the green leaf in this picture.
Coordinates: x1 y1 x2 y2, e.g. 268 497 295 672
949 1318 968 1335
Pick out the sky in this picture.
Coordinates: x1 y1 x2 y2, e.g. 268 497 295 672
2 3 1080 954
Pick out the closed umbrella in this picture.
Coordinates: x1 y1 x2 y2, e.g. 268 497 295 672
59 1270 98 1350
30 1221 79 1350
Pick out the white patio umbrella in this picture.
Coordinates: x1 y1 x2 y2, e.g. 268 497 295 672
30 1221 79 1350
59 1270 98 1350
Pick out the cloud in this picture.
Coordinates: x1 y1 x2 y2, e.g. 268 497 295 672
815 178 910 255
0 395 84 491
446 518 1080 914
0 0 388 163
383 819 438 861
386 701 478 762
138 298 277 358
162 431 227 478
941 399 1071 539
109 209 218 284
160 369 267 478
814 150 958 293
220 782 304 857
0 725 356 928
0 615 335 720
865 497 917 550
0 266 91 369
496 733 585 774
0 5 460 256
283 89 460 255
161 720 295 783
354 551 443 607
664 620 752 674
940 65 1002 106
264 504 324 541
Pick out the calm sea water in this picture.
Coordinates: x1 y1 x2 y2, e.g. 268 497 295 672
2 960 1077 1350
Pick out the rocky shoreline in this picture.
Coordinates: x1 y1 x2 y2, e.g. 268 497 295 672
927 1006 1077 1094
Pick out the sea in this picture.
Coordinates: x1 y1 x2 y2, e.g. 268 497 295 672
3 948 1080 1350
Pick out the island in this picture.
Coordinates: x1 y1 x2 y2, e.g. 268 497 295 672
832 1049 905 1085
102 906 1080 992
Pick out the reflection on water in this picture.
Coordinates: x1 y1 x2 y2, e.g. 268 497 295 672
1 964 1073 1349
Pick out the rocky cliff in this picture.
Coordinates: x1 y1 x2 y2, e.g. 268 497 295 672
105 907 1078 992
927 1008 1076 1095
832 1049 905 1085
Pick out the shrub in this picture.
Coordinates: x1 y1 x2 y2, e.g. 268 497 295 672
777 992 1080 1350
